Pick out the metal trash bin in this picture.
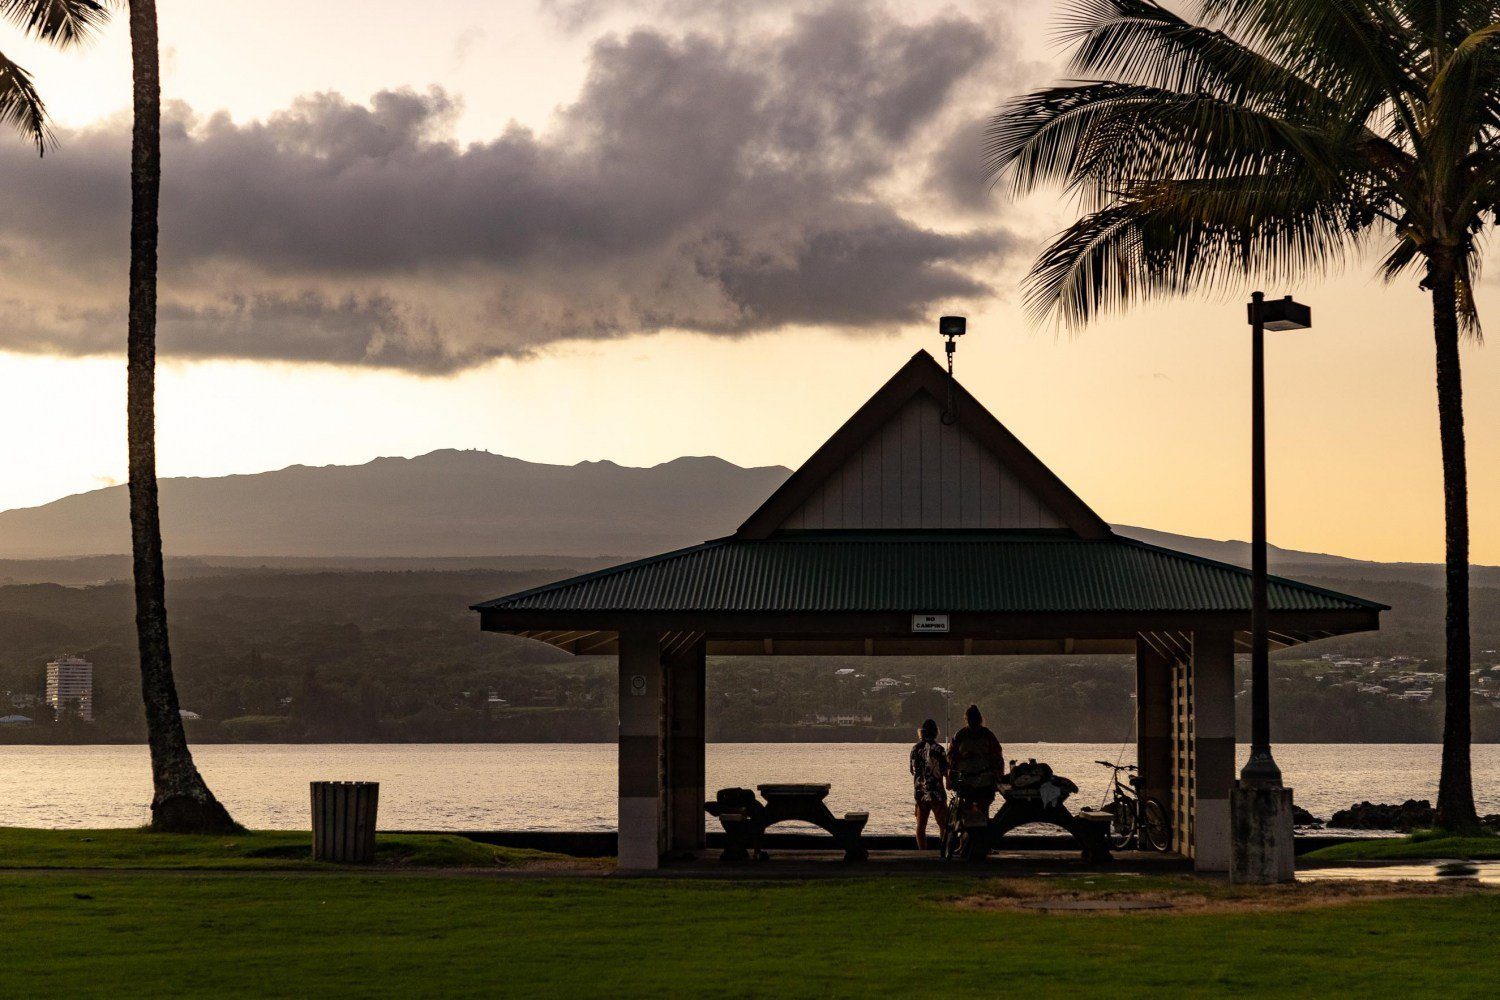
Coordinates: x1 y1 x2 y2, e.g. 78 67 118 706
311 781 379 863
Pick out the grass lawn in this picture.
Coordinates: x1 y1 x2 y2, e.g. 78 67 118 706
1304 829 1500 862
0 827 570 870
1 871 1497 998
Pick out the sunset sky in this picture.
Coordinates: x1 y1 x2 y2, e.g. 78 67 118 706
0 0 1495 563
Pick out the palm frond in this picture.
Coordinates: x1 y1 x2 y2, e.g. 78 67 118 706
1024 177 1372 326
1402 0 1500 54
1059 0 1337 115
1427 23 1500 178
1454 253 1483 339
1198 0 1424 134
987 81 1358 209
0 0 111 49
0 48 50 153
1001 0 1500 335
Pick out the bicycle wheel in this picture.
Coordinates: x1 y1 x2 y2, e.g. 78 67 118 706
1109 799 1137 850
1139 798 1171 853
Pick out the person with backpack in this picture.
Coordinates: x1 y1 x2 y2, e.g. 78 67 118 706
908 718 949 849
946 704 1005 806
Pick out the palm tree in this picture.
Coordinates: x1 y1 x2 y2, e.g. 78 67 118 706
127 0 236 832
987 0 1486 828
0 1 109 152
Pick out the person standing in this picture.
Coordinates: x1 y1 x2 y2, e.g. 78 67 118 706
947 704 1005 805
909 719 950 849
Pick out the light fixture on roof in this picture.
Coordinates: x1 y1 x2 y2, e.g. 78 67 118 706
938 315 965 425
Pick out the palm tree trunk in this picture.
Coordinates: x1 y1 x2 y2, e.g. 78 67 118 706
1427 252 1478 831
128 0 236 834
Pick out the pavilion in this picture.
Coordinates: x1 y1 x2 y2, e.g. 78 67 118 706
473 350 1383 870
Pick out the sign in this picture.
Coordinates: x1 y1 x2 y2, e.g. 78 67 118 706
628 674 648 696
911 614 950 634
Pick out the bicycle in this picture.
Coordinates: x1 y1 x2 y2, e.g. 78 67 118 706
1094 760 1171 852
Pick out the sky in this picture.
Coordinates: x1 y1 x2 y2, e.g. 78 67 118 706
0 0 1495 563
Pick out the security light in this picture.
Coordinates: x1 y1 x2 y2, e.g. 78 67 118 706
1249 295 1311 331
939 315 967 337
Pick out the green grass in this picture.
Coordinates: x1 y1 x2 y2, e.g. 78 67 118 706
1304 829 1500 862
0 827 567 870
0 872 1496 998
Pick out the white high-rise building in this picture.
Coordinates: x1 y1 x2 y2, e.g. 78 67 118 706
45 656 93 722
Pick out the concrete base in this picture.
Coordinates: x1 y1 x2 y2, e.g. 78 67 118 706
1230 783 1296 884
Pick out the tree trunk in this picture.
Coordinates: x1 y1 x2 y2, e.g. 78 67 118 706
1427 253 1478 831
128 0 237 834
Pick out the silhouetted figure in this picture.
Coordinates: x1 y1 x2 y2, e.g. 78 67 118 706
947 704 1004 806
909 718 949 849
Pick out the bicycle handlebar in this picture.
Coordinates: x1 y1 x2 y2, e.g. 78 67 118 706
1094 760 1138 771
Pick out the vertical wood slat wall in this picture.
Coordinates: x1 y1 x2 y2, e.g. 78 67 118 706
1171 658 1196 857
780 393 1066 531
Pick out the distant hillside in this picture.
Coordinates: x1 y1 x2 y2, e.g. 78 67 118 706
1114 525 1500 588
0 451 791 560
0 449 1493 590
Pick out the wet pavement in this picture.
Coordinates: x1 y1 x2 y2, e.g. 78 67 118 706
1300 860 1500 885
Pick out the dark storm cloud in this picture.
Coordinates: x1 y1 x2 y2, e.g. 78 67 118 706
0 3 1018 373
927 118 1001 212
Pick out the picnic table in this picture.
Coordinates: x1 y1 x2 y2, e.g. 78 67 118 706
991 776 1113 864
705 783 869 862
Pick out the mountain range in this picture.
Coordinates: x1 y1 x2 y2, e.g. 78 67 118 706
0 450 787 561
0 449 1491 586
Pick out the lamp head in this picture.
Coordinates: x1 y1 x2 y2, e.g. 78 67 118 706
1250 295 1311 331
939 315 966 338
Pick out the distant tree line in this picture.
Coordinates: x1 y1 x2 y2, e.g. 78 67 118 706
0 569 1496 744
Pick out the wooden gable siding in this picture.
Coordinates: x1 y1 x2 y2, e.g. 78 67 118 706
778 392 1067 531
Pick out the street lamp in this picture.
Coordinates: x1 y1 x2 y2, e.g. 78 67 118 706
1241 292 1311 787
933 686 953 737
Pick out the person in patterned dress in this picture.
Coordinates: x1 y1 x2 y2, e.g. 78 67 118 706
909 718 950 849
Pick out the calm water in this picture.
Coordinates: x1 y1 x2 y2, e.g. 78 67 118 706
2 743 1496 834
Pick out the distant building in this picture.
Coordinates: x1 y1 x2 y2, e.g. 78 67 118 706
178 710 202 721
812 712 873 726
0 715 32 726
872 677 901 691
45 655 93 722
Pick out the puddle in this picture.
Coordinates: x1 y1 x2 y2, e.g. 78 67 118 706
1301 860 1500 884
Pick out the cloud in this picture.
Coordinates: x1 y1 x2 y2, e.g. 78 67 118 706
0 2 1021 373
927 117 999 212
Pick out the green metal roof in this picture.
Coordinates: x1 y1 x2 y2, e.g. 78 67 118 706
472 533 1386 616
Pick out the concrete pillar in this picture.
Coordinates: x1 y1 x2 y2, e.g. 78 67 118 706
1170 655 1194 856
618 631 665 870
665 638 706 854
1135 638 1173 829
1191 630 1237 872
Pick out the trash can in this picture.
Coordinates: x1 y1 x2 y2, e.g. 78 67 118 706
311 781 379 863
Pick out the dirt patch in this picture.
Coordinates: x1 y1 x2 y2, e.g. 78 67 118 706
512 857 614 874
952 876 1493 915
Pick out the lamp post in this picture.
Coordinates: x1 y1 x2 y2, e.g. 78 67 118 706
1240 292 1311 787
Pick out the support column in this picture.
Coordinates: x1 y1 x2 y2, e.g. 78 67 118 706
618 631 666 870
1191 630 1237 872
665 638 706 854
1170 653 1194 856
1135 638 1173 831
